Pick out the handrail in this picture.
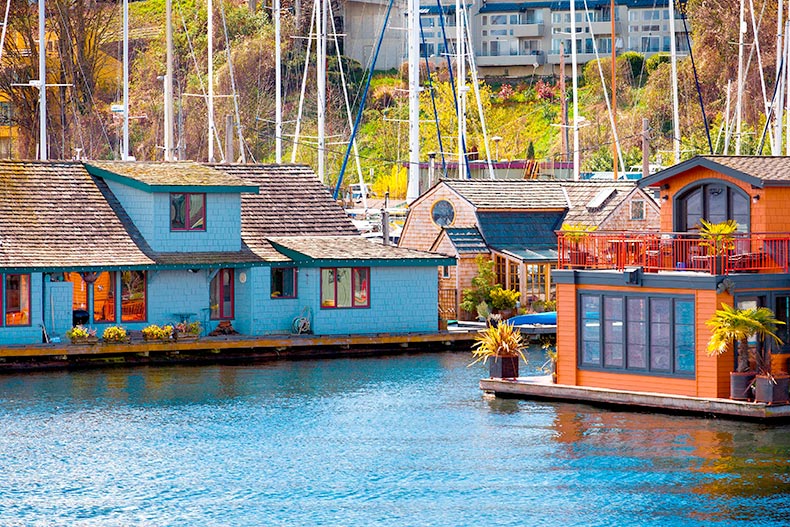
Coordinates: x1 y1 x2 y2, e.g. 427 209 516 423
556 231 790 274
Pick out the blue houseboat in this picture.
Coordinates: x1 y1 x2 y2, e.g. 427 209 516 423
0 161 453 345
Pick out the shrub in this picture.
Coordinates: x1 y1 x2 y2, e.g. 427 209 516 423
490 287 520 310
176 321 201 336
460 255 497 314
102 325 128 343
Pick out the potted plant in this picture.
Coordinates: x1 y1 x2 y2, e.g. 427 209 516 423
539 335 557 383
174 321 201 341
489 286 520 319
560 223 597 267
101 325 129 344
142 324 173 342
470 322 527 379
754 349 790 405
66 325 97 344
707 303 784 401
698 219 737 274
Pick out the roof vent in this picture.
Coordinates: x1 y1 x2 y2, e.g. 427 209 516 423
587 187 616 209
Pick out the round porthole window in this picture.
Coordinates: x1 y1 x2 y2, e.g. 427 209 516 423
431 199 455 227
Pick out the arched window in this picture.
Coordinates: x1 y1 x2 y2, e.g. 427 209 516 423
674 182 749 232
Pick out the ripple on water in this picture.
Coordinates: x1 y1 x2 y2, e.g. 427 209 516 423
0 352 789 526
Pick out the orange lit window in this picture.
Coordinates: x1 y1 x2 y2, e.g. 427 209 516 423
4 274 30 326
121 271 147 322
93 272 116 323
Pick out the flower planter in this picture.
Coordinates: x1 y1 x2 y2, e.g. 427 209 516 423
174 333 199 342
70 336 98 345
730 371 756 401
754 374 790 405
489 355 519 379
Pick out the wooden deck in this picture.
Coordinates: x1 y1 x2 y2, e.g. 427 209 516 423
480 375 790 422
0 331 481 371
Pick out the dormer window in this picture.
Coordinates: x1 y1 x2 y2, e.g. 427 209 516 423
170 193 206 231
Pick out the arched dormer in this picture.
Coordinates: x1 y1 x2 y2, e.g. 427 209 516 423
673 179 750 232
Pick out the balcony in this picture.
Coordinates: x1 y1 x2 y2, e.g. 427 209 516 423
476 50 546 67
557 231 790 275
511 23 545 38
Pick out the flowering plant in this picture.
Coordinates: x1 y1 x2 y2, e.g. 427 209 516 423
142 324 173 341
101 325 128 343
66 325 96 339
175 321 201 336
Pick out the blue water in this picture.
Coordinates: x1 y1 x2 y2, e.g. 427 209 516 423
1 350 790 527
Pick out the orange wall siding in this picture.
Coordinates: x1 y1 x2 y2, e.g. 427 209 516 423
558 282 734 398
556 283 577 386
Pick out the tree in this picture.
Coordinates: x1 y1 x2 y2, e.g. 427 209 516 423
706 303 783 373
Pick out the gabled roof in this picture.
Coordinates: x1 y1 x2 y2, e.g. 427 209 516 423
86 161 259 193
441 179 568 210
206 164 360 262
441 227 489 254
0 161 154 270
637 156 790 189
268 236 454 266
560 181 637 225
476 211 564 251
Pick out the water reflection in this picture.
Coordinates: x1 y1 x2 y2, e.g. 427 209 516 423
0 352 788 526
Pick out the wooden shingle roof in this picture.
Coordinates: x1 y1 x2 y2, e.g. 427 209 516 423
269 236 453 264
86 161 258 192
442 179 568 209
559 181 637 225
639 155 790 188
0 161 154 270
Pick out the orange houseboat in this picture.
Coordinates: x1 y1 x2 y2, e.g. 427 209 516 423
554 156 790 400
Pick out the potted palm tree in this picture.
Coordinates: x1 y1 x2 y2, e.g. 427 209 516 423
707 303 784 401
698 219 737 274
470 322 527 379
754 349 790 405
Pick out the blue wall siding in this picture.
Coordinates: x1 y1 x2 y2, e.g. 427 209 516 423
106 180 155 241
249 267 307 335
151 193 241 252
0 274 45 345
45 280 74 341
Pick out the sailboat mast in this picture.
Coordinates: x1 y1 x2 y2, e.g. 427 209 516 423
735 0 745 155
775 0 784 151
571 0 579 180
407 0 420 202
123 0 129 160
669 0 680 163
38 0 46 160
275 0 283 163
208 0 215 161
317 0 327 183
456 0 466 179
164 0 175 160
611 0 617 179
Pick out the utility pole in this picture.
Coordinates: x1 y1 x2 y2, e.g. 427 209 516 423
208 0 215 161
559 43 568 163
275 0 283 163
317 0 327 182
669 0 681 163
456 0 467 180
123 0 129 160
611 0 617 179
735 0 745 155
570 0 580 180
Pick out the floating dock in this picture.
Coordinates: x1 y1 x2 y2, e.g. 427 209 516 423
481 375 790 422
0 331 480 371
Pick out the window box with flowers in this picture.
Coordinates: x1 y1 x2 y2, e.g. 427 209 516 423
174 321 201 341
66 325 98 344
101 325 130 344
142 324 174 342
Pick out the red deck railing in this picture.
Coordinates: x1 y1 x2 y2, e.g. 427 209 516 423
557 231 790 274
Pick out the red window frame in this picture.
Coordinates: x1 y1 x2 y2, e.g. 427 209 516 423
320 267 370 309
211 268 235 320
170 192 207 232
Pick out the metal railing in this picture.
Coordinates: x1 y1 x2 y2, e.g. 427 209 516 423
557 231 790 274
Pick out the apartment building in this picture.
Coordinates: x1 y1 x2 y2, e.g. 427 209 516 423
343 0 690 77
